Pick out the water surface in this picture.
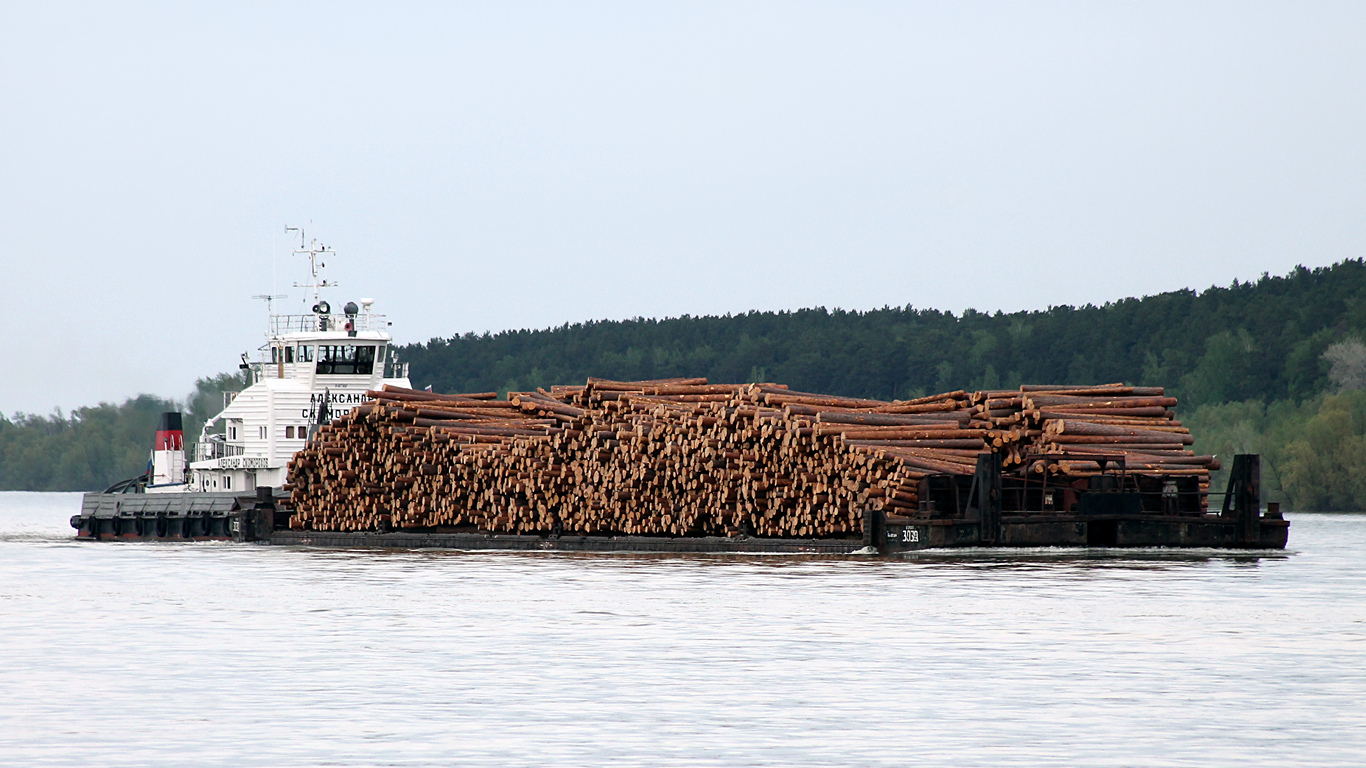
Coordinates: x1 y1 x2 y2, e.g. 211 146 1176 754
2 492 1363 766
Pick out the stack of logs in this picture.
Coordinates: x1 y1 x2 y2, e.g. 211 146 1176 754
1019 385 1215 503
284 379 1218 537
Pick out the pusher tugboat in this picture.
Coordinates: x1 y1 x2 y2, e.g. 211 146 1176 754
72 231 411 540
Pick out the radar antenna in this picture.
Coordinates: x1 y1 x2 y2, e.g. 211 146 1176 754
285 225 338 307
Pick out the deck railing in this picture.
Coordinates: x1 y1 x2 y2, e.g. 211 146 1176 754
193 441 245 462
269 313 389 335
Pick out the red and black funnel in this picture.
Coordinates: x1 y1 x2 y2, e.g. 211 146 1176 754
155 412 184 451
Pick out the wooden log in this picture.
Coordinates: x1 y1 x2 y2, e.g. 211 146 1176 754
1036 442 1192 454
1045 420 1193 443
844 438 988 449
1020 384 1163 396
587 377 709 390
428 423 556 437
815 411 961 427
1063 450 1219 469
817 423 982 438
1035 407 1173 418
874 401 967 414
831 426 986 440
645 384 748 396
370 392 522 409
1025 395 1178 408
763 393 892 408
789 404 968 423
894 390 967 405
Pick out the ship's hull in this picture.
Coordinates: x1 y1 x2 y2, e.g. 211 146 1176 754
73 453 1288 553
267 514 1289 553
872 511 1290 553
72 490 284 542
74 491 1288 553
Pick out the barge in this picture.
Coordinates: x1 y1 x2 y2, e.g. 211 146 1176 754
73 451 1288 553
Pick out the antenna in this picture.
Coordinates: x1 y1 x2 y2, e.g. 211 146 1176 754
252 294 288 314
285 224 338 307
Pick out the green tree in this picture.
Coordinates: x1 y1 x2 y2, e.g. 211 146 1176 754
1179 330 1258 406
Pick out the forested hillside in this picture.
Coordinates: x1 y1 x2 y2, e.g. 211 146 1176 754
7 259 1366 505
401 260 1366 407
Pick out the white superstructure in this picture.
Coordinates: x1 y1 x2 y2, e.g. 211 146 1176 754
173 232 411 494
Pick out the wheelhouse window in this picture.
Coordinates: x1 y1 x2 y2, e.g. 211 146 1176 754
315 344 376 375
274 346 314 363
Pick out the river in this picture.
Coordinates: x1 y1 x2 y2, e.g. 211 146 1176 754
1 492 1363 766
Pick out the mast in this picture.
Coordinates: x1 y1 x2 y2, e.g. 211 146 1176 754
285 225 339 309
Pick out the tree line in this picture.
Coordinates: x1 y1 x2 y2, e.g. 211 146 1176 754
402 260 1366 408
0 373 242 493
6 260 1366 507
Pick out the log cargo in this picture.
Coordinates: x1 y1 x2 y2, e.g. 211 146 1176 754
283 378 1224 538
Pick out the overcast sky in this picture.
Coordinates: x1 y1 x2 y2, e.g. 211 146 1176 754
3 2 1364 415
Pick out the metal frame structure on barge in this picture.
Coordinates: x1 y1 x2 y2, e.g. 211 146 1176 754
73 452 1289 554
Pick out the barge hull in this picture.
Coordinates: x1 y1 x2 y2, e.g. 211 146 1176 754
878 515 1290 554
268 515 1288 554
72 454 1289 553
72 503 1289 553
